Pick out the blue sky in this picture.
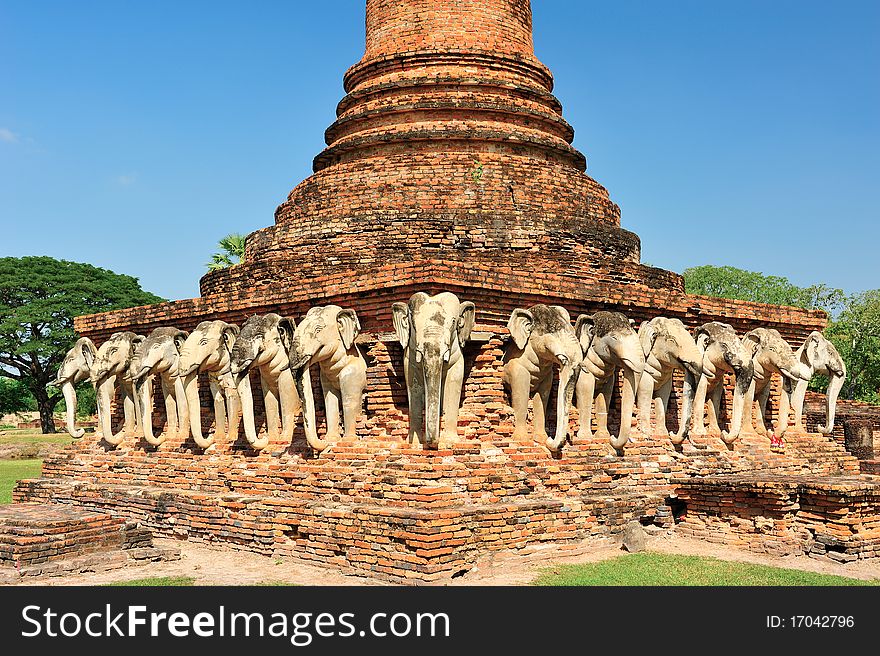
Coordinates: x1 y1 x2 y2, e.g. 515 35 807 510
1 1 877 301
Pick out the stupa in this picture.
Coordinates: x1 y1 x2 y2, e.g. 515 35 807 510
14 0 880 583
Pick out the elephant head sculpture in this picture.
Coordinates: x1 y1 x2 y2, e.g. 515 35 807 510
283 305 368 453
229 314 300 452
687 322 754 445
635 317 703 444
54 337 97 439
177 320 241 449
740 328 811 437
91 331 145 446
502 304 583 452
130 327 189 447
575 311 645 454
790 331 846 435
392 292 475 449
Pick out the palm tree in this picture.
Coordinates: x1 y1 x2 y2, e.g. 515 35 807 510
207 233 246 271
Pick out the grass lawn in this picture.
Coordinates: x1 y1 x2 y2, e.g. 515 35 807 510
107 577 196 587
0 458 42 504
0 427 74 445
533 552 878 586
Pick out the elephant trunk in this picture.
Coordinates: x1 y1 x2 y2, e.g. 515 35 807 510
546 362 577 452
722 364 754 445
295 365 328 453
423 354 444 449
818 373 844 435
140 377 165 446
671 370 696 446
184 372 214 449
97 376 125 446
237 372 268 450
610 366 638 454
61 380 84 439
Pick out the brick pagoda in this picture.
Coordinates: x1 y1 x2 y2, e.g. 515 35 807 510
13 0 880 583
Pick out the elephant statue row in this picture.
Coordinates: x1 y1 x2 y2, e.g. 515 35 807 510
55 292 845 455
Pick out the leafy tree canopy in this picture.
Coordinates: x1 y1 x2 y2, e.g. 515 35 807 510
682 265 845 315
0 256 165 432
207 233 246 272
825 290 880 403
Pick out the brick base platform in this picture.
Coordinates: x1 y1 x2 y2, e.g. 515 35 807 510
12 429 868 583
674 473 880 561
0 503 180 583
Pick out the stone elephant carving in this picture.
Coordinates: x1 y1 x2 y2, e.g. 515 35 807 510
177 320 241 449
575 311 645 454
91 331 145 447
392 292 475 449
740 328 811 437
502 304 583 452
635 317 703 443
284 305 368 453
687 322 754 445
54 337 97 439
230 314 301 452
130 327 189 447
790 331 846 435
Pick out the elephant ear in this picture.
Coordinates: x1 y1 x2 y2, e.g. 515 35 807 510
638 319 659 358
457 302 476 346
744 331 762 357
550 306 571 325
278 317 297 352
80 338 96 368
507 309 534 350
391 302 410 348
804 331 823 368
130 335 146 356
221 324 240 352
336 309 361 350
574 314 595 353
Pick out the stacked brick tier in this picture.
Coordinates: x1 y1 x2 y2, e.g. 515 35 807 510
675 474 880 561
199 0 670 296
16 428 862 582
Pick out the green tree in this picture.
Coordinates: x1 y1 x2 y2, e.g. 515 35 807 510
825 290 880 402
0 377 36 414
682 265 844 314
0 257 165 433
206 233 246 271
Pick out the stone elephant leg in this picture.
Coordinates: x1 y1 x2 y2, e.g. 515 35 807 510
531 370 552 444
322 374 343 442
690 375 710 436
576 369 595 441
260 373 282 441
209 377 227 443
776 381 792 436
339 370 364 441
161 375 179 438
655 377 673 437
593 374 615 442
277 368 299 442
122 380 139 437
440 355 465 442
706 381 723 434
406 360 426 447
506 362 532 442
636 370 657 437
739 379 760 437
789 378 808 433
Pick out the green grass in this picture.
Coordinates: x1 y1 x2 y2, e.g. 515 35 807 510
533 552 879 586
0 458 42 504
0 427 74 445
107 576 196 587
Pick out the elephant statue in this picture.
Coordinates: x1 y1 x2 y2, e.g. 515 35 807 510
130 327 189 447
635 317 703 444
284 305 368 453
790 331 846 435
177 320 241 449
392 292 475 449
229 314 301 452
53 337 97 439
687 322 755 445
91 331 145 446
575 311 646 454
502 304 583 452
740 328 812 438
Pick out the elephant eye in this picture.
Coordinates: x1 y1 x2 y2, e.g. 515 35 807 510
109 347 117 355
200 338 208 346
